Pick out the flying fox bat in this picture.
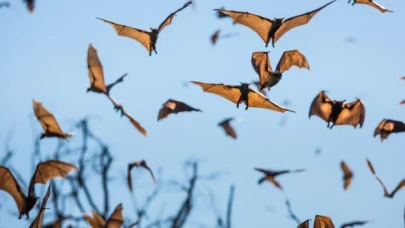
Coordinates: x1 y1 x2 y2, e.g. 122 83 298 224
106 95 147 136
210 29 238 45
285 199 300 224
297 219 310 228
29 184 51 228
0 1 10 9
83 203 124 228
97 1 192 56
340 220 374 228
157 99 202 121
33 99 75 140
24 0 34 13
0 160 77 219
218 118 237 139
253 167 306 190
348 0 392 13
341 161 353 190
127 160 156 192
308 91 366 129
251 50 310 90
213 0 336 47
373 119 405 142
190 81 295 112
314 215 335 228
87 44 128 95
252 80 267 97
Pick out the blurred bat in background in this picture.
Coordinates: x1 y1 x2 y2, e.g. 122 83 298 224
348 0 392 13
210 29 238 45
218 118 237 139
157 99 202 121
253 166 306 191
83 203 124 227
373 119 405 142
340 161 353 190
24 0 34 13
127 160 156 192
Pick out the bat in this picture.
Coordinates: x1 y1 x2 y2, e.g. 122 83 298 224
29 183 51 228
33 99 75 140
87 44 128 96
84 203 124 228
210 29 238 45
348 0 392 13
24 0 34 13
190 81 295 113
97 1 192 56
127 160 156 192
373 119 405 142
252 80 267 97
340 161 353 190
285 199 300 224
308 91 366 129
0 1 10 9
216 7 230 19
0 160 77 219
251 50 310 90
340 220 374 228
157 99 202 121
106 95 147 136
218 118 237 139
365 157 376 175
297 219 310 228
253 166 306 190
314 215 335 228
213 0 336 47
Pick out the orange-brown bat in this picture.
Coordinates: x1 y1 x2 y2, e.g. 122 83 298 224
373 119 405 142
24 0 34 13
127 160 156 192
314 215 335 228
348 0 392 13
83 203 124 228
157 99 202 121
213 0 336 47
210 29 238 45
218 118 237 139
97 1 192 56
0 160 77 219
252 50 309 91
87 44 128 96
29 183 51 228
33 99 75 140
191 81 295 113
308 91 366 129
252 80 267 97
340 161 353 190
253 166 306 191
340 220 374 228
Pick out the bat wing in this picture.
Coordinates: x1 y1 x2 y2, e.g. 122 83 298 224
340 161 352 177
106 203 124 228
251 51 273 88
210 30 220 45
340 161 352 190
391 179 405 198
87 44 107 93
83 211 105 228
366 158 376 175
275 50 310 73
273 0 336 45
335 99 365 128
158 1 192 32
314 215 335 228
29 184 51 228
213 9 273 44
308 90 333 122
158 99 202 121
32 99 64 135
267 177 283 190
122 107 147 136
0 166 25 214
247 90 295 113
355 0 393 13
127 164 134 192
373 119 389 137
375 176 390 196
297 219 310 228
219 119 237 139
96 17 152 52
190 81 241 104
143 163 157 183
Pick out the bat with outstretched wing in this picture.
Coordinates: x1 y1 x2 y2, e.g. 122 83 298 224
210 29 238 45
191 81 295 113
348 0 392 13
213 0 336 47
340 161 353 190
29 183 51 228
366 157 376 175
373 119 405 142
33 99 75 140
97 1 192 56
0 160 77 219
127 160 156 192
158 99 202 121
309 91 365 129
251 50 309 90
340 220 374 228
218 118 237 139
254 167 306 190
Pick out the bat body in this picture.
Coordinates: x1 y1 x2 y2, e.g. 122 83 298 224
308 91 365 129
254 167 306 190
127 160 156 192
157 99 202 121
29 184 51 228
0 160 77 219
190 81 295 113
251 50 309 90
340 220 374 228
97 1 191 56
314 215 335 228
373 119 405 142
24 0 34 13
213 0 336 47
348 0 392 13
340 161 353 190
218 118 237 139
210 29 238 45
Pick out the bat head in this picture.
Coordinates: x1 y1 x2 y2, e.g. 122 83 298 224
274 18 285 24
334 99 346 107
150 28 159 34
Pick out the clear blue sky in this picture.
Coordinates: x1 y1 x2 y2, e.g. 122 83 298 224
0 0 405 227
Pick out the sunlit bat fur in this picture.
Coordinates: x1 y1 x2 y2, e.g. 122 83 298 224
373 119 405 142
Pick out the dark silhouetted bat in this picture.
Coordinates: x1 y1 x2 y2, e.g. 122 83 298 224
214 0 336 47
341 161 353 190
127 160 156 192
216 7 230 19
191 81 295 112
0 160 77 219
157 99 202 121
84 203 124 228
218 118 237 139
253 166 306 190
365 157 376 175
33 99 75 140
29 183 51 228
308 91 365 129
251 50 310 90
314 215 335 228
24 0 34 13
297 219 310 228
252 80 267 97
285 199 300 224
210 29 238 45
106 95 147 136
87 44 128 95
0 1 10 9
373 119 405 142
340 220 374 228
348 0 392 13
97 1 192 56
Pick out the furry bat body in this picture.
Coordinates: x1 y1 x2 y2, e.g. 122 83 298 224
218 118 237 139
97 1 191 56
348 0 392 13
83 203 124 228
254 167 306 190
190 81 295 113
157 99 202 121
251 50 309 90
308 91 365 129
213 0 336 47
373 119 405 142
29 184 51 228
340 161 353 190
127 160 156 192
0 160 77 219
